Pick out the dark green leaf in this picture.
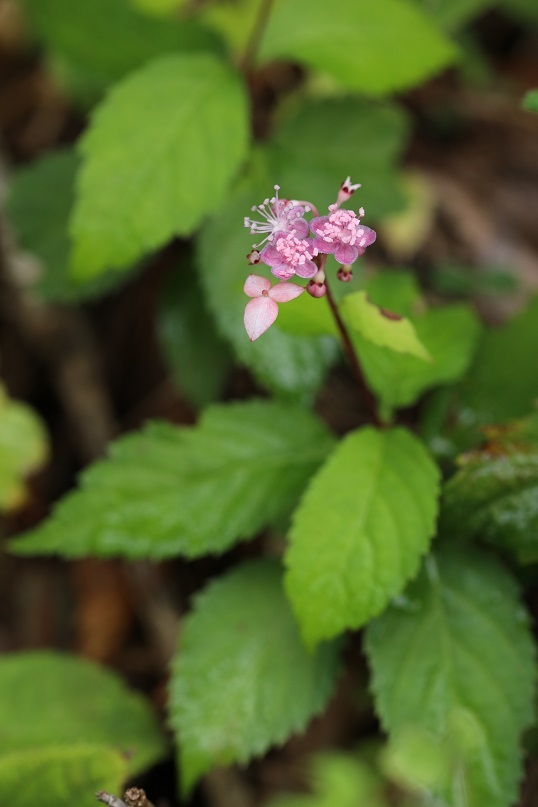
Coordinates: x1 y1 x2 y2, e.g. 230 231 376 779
441 413 538 562
365 546 536 807
285 426 440 646
70 54 249 279
11 401 335 559
171 560 342 793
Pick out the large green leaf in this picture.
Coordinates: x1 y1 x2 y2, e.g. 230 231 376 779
196 180 338 401
340 291 431 361
285 427 440 647
0 383 48 511
0 652 165 775
259 0 458 96
70 54 249 279
365 546 536 807
170 560 342 793
265 98 410 219
20 0 220 104
11 401 335 559
157 264 233 408
6 150 138 302
441 413 538 562
353 298 481 417
0 746 127 806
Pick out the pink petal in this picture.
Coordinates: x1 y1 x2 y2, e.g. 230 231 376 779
261 244 284 268
244 274 271 298
335 243 359 264
312 235 337 254
294 259 318 279
244 296 279 341
357 225 377 248
271 264 295 280
292 219 310 239
310 216 328 233
269 282 304 303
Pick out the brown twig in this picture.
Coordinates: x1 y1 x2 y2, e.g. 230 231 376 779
324 274 382 428
240 0 275 75
96 792 128 807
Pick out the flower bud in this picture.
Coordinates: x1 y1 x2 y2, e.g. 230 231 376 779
307 280 327 298
337 265 353 282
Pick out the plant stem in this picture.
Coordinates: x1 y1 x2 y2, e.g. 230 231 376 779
324 275 382 427
240 0 275 74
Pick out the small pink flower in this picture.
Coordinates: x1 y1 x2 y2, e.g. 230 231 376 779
244 185 310 247
261 232 319 280
243 274 304 341
311 205 376 265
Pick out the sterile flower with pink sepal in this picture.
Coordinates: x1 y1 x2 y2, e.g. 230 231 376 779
260 232 319 280
243 274 304 341
310 204 376 265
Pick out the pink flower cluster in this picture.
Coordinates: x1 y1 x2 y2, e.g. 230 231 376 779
243 178 376 341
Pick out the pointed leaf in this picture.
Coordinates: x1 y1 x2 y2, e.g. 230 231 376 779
170 560 342 793
0 652 165 775
285 427 440 647
259 0 458 96
0 746 127 807
365 546 536 807
441 413 538 562
341 291 431 361
11 401 335 559
70 54 248 278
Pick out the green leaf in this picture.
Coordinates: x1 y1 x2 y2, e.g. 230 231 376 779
157 265 233 408
285 426 440 647
353 295 481 416
259 0 458 96
70 54 249 279
456 296 538 433
365 546 536 807
6 150 139 302
171 560 342 793
413 0 497 31
440 413 538 563
0 746 127 807
265 98 410 219
271 753 387 807
11 401 335 559
341 291 431 361
0 383 48 511
522 89 538 114
0 652 165 774
196 180 338 401
19 0 220 105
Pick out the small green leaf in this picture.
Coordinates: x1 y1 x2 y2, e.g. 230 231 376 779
285 426 440 647
271 753 387 807
259 0 458 96
0 384 48 511
19 0 220 104
365 546 536 807
341 291 431 361
157 265 233 408
11 401 335 559
353 296 481 415
170 560 342 793
196 180 338 401
522 89 538 114
70 54 249 279
0 746 127 807
441 413 538 562
265 98 410 219
0 652 166 775
6 150 138 302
